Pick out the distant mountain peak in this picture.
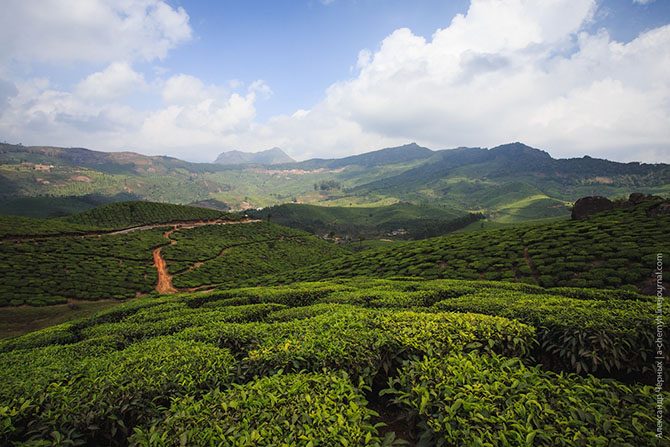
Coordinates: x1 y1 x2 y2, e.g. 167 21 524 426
490 142 552 159
214 147 295 165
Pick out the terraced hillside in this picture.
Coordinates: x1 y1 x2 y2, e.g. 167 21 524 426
253 199 670 292
1 278 667 445
0 202 346 305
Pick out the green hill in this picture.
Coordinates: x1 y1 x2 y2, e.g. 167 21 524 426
3 141 667 222
63 201 233 228
249 202 481 239
0 202 346 305
0 201 237 238
250 199 670 293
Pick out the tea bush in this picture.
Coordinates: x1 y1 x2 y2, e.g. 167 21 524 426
434 290 668 380
1 337 236 446
131 372 384 447
385 352 668 447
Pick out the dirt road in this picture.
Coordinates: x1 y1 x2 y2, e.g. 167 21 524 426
150 219 262 294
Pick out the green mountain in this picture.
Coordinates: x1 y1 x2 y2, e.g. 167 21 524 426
1 141 668 224
214 147 295 165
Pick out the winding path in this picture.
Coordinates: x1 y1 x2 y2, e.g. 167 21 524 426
150 219 262 294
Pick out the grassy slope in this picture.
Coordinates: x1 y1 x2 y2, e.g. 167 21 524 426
249 202 472 239
250 200 670 292
0 201 236 238
63 201 234 228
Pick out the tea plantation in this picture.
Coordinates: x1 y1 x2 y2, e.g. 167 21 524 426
1 278 667 445
253 200 670 292
162 222 348 288
0 202 346 305
0 201 235 238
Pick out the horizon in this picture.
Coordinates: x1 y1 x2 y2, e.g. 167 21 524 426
3 139 668 166
0 0 669 163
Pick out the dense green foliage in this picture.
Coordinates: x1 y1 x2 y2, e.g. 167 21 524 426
64 201 232 228
162 222 348 288
386 353 666 446
0 230 164 305
1 278 666 445
434 290 666 379
253 201 670 292
249 202 480 240
131 372 383 446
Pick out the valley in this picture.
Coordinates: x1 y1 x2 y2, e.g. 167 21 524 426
2 142 668 223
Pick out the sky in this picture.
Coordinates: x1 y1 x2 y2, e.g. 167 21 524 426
0 0 669 163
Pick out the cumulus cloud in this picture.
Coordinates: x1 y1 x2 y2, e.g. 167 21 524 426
236 0 668 162
75 62 146 101
0 0 668 163
0 71 268 161
0 0 192 64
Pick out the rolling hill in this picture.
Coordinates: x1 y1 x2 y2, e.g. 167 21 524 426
249 198 670 293
0 201 346 306
248 202 481 240
2 141 667 221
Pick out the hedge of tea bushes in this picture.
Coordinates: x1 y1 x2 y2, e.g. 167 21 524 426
434 290 668 380
79 303 287 345
245 201 669 293
0 229 166 305
158 222 348 288
385 352 669 447
0 337 236 446
162 221 316 263
172 238 348 289
130 372 385 447
1 278 664 445
176 307 535 381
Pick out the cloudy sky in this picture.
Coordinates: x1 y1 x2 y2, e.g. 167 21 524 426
0 0 668 163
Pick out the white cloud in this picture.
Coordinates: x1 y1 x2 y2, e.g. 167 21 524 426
233 0 668 162
0 0 668 163
633 0 655 4
0 0 192 64
0 70 267 161
75 62 146 101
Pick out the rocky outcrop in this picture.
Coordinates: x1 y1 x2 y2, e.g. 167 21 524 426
646 201 670 217
571 196 613 220
572 192 668 220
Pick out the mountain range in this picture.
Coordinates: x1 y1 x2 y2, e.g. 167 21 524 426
0 141 668 221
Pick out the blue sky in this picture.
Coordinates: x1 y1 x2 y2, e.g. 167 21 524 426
0 0 669 162
169 0 668 120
